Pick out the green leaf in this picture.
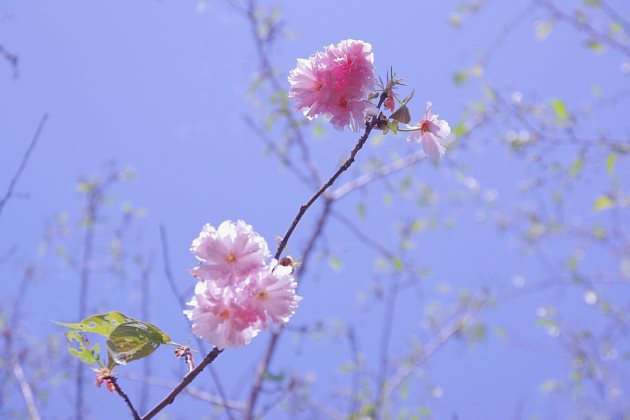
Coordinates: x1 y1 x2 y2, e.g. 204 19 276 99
594 195 614 211
54 311 135 337
329 256 343 271
392 257 403 272
66 331 100 365
551 99 569 125
571 158 584 178
453 122 468 139
106 321 171 365
587 40 605 53
356 202 366 219
606 153 616 175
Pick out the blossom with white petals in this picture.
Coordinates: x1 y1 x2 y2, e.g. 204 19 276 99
407 102 451 161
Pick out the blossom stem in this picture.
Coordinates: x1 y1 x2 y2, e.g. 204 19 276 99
106 376 140 420
141 347 222 420
273 91 389 261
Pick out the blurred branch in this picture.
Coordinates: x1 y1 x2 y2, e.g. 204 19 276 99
122 372 245 410
242 0 322 188
536 0 630 58
328 150 426 201
159 224 235 420
11 358 41 420
383 296 487 401
0 114 48 217
0 44 18 78
245 199 333 419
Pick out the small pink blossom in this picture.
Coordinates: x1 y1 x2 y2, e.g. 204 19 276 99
190 220 269 286
185 282 261 349
94 368 116 393
288 39 376 131
384 90 395 112
246 263 302 325
407 102 451 161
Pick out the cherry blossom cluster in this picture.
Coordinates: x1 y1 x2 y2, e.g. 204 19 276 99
288 39 376 131
185 220 302 349
288 39 451 161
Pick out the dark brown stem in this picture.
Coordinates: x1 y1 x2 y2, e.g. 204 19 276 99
273 92 387 262
106 376 140 420
140 347 223 420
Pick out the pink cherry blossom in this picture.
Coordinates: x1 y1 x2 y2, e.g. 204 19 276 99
190 220 269 286
186 221 303 349
246 262 302 325
185 281 261 349
288 39 375 131
407 102 451 161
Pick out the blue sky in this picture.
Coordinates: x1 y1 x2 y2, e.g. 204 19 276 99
1 0 629 418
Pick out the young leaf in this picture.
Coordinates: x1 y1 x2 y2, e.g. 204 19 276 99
594 195 614 211
54 311 135 337
390 105 411 124
66 331 100 365
106 321 171 365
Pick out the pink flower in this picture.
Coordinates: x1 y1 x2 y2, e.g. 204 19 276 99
384 90 395 112
186 221 303 349
407 102 450 161
190 220 269 286
246 263 302 325
288 39 376 131
185 281 261 349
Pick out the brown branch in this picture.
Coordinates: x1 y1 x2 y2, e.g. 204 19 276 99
273 92 387 262
141 347 223 420
106 376 140 420
0 114 48 217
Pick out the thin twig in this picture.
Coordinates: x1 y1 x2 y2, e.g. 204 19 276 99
0 44 18 78
106 376 140 420
273 92 388 262
537 0 630 58
383 297 487 401
141 347 223 419
347 327 361 418
328 150 425 201
0 114 48 217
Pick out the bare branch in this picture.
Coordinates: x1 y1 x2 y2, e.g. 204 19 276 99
0 114 48 217
141 347 223 420
106 376 140 420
